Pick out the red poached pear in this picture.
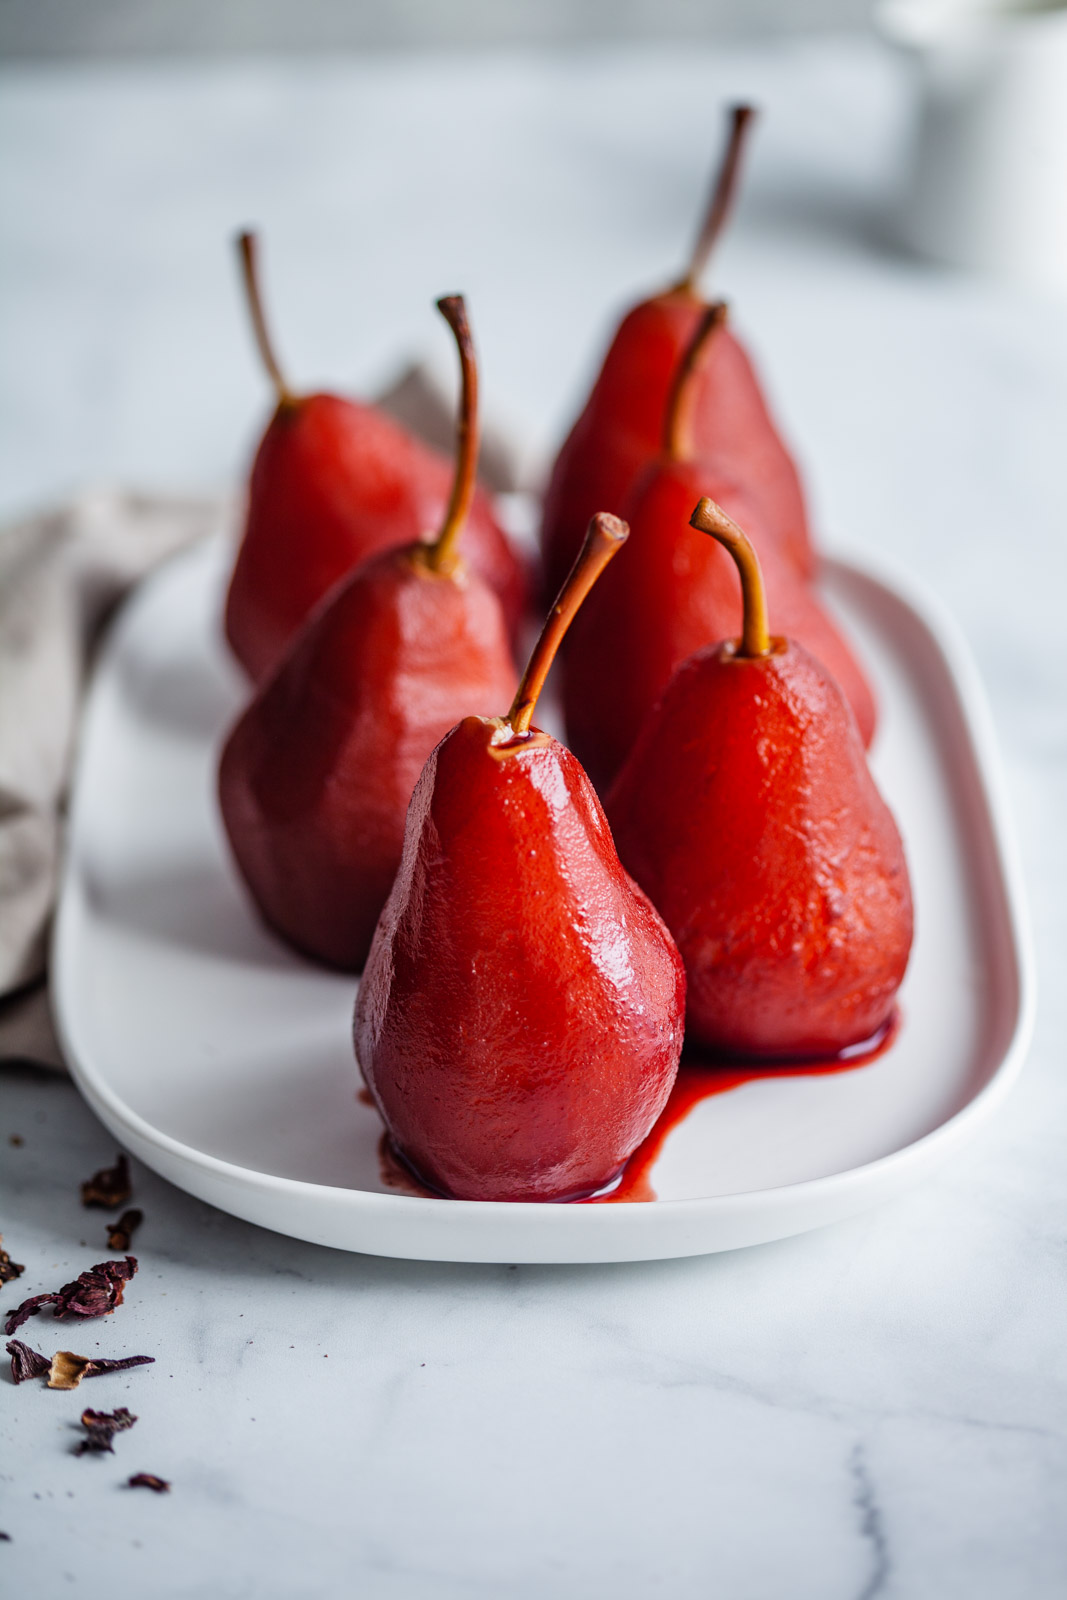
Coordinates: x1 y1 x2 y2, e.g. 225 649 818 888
540 104 815 601
354 514 687 1202
561 305 877 792
607 497 912 1059
219 296 518 972
224 232 526 682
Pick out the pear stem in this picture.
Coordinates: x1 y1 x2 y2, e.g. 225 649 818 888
677 104 757 294
508 513 629 736
663 301 728 461
689 497 772 658
423 295 480 574
236 231 293 407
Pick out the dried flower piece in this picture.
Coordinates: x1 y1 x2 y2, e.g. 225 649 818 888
7 1339 51 1383
50 1350 155 1390
74 1406 136 1455
106 1210 143 1252
127 1473 170 1493
57 1256 138 1321
81 1154 131 1210
47 1349 94 1388
0 1236 24 1285
87 1353 153 1379
4 1256 138 1336
6 1337 154 1389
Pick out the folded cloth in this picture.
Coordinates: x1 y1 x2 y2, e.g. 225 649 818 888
0 489 226 1067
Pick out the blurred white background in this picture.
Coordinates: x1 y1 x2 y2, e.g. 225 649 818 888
1 0 873 54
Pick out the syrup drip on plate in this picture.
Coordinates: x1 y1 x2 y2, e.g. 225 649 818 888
592 1011 900 1204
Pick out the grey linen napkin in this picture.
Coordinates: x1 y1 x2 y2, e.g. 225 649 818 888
0 488 226 1067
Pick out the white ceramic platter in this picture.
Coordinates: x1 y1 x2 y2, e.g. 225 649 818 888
53 534 1034 1263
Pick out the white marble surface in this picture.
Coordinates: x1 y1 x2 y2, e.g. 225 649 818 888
2 36 1067 1599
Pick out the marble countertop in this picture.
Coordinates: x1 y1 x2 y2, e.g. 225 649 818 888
2 36 1066 1600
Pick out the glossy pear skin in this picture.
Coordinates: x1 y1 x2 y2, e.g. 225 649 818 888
607 639 912 1059
225 393 526 682
219 548 518 972
355 716 687 1201
561 457 876 792
540 291 814 600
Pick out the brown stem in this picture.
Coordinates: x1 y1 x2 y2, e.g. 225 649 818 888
423 295 480 574
663 301 728 461
689 497 771 658
508 513 629 736
677 104 757 294
236 231 293 407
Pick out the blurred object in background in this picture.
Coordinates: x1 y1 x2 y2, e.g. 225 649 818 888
879 0 1067 292
0 0 872 55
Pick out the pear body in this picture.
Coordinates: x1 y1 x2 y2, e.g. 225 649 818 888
607 640 912 1059
540 290 814 601
219 548 518 972
561 457 876 792
225 393 526 682
355 717 686 1201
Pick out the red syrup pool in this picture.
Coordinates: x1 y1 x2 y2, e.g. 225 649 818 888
591 1011 901 1204
363 1012 900 1203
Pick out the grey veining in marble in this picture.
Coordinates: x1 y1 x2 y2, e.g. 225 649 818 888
2 36 1067 1600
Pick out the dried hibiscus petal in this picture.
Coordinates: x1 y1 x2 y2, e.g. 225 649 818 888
7 1338 154 1389
106 1210 143 1252
4 1257 138 1336
58 1256 138 1319
6 1339 51 1383
55 1256 138 1321
50 1350 155 1390
81 1154 132 1209
50 1351 95 1389
127 1473 170 1493
74 1406 136 1455
0 1236 24 1285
